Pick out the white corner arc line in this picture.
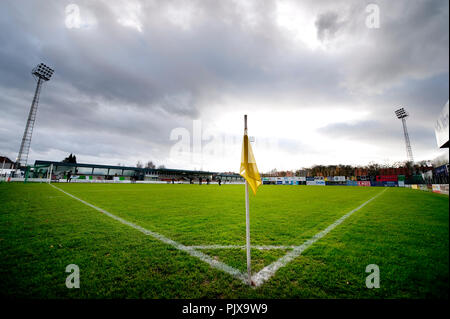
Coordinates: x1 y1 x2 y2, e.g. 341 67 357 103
188 245 296 250
252 188 388 287
49 184 249 284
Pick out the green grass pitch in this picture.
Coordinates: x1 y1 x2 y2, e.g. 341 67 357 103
0 182 448 298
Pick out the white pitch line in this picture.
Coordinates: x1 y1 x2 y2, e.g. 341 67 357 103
188 245 296 250
252 188 388 287
49 184 249 285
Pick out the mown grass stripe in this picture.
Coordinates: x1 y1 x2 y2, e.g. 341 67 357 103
252 188 388 286
188 245 296 250
49 184 249 284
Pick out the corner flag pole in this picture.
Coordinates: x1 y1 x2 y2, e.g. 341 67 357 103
244 114 252 285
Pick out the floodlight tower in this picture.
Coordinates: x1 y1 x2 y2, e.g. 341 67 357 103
395 107 414 163
15 63 54 168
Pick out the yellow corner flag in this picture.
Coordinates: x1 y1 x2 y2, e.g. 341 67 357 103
240 119 262 195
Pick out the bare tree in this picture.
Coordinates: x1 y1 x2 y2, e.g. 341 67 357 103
62 153 77 164
366 162 380 178
136 161 143 168
146 161 156 169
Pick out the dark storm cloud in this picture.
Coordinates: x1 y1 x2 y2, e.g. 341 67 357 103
319 119 439 157
315 11 345 42
0 0 347 113
0 0 448 168
339 0 448 93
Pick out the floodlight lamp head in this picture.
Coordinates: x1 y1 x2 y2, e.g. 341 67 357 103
395 107 408 119
32 63 54 81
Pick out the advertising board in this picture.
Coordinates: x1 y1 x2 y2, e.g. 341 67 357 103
432 184 441 193
306 180 326 186
376 175 398 182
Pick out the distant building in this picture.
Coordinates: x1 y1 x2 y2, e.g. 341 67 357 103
285 171 294 177
32 160 242 183
215 173 244 183
0 156 14 169
379 167 409 176
354 168 368 177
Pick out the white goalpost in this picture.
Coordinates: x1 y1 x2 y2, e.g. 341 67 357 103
47 163 53 184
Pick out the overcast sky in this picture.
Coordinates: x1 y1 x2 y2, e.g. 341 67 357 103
0 0 448 172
